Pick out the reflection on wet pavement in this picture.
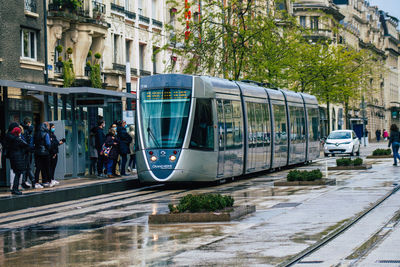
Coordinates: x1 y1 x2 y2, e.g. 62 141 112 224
0 144 398 266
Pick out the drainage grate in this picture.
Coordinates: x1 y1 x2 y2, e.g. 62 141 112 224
376 260 400 264
271 202 301 208
298 260 324 264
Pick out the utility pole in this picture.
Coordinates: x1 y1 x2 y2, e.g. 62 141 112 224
362 96 367 147
43 0 48 84
126 62 132 110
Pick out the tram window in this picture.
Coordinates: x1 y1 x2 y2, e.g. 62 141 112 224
246 102 255 147
308 107 320 141
232 101 242 149
263 103 271 146
255 103 263 147
224 100 234 150
189 99 214 151
273 104 287 145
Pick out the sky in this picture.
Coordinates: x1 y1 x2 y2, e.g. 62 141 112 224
367 0 400 21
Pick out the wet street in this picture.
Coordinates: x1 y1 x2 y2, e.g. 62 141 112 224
1 142 400 266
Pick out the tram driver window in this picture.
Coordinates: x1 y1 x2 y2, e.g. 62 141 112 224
190 99 214 150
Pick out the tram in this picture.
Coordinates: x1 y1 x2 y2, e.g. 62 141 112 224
136 74 320 183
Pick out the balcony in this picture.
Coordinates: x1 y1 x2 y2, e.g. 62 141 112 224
139 15 150 24
112 63 139 76
48 2 88 17
111 3 124 13
25 0 37 13
140 69 151 76
152 19 163 28
125 10 136 20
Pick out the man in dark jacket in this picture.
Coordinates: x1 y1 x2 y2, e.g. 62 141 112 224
33 122 51 188
117 120 132 176
5 125 29 195
49 123 65 187
95 119 106 177
21 118 34 188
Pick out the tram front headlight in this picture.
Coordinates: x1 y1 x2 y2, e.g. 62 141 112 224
169 155 177 162
150 155 157 162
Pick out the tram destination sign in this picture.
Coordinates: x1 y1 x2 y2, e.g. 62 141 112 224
143 89 190 101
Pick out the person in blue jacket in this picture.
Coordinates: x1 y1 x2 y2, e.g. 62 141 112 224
33 122 51 188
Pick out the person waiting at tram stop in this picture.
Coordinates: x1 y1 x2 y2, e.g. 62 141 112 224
48 123 66 187
33 122 51 188
21 118 35 189
95 119 106 177
89 126 98 176
127 125 136 172
104 127 120 178
4 125 30 195
388 124 400 166
117 120 132 176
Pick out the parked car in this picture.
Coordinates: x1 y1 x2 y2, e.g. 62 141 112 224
324 130 360 157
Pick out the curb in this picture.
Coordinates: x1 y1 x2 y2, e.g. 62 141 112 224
0 177 139 213
328 164 372 170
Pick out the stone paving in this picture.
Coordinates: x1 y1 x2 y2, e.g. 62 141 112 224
0 142 399 266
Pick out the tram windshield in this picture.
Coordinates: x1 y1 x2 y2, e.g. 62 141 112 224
140 88 191 149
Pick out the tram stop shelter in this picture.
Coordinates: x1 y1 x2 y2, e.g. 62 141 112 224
0 80 136 186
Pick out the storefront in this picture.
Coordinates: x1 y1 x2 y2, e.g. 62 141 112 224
0 80 136 186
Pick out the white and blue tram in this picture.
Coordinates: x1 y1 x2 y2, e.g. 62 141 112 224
136 74 320 183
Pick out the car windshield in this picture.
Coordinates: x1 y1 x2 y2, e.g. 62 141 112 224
328 132 351 139
140 88 191 149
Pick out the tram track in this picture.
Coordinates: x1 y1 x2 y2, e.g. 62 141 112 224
279 183 400 267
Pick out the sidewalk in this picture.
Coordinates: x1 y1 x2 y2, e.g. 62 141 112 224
0 173 139 213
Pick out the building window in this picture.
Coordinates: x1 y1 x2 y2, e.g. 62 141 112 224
153 47 159 73
21 28 37 60
25 0 37 13
113 34 119 63
138 0 143 15
139 44 145 70
126 40 131 63
300 16 306 27
125 0 130 11
152 0 157 19
311 16 319 30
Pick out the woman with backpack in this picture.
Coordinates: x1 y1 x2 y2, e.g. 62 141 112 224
104 128 119 178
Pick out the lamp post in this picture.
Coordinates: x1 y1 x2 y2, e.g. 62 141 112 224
361 96 367 147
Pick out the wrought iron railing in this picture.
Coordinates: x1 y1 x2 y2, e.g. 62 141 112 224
125 10 136 20
152 19 163 28
111 3 124 13
25 0 37 12
139 15 150 24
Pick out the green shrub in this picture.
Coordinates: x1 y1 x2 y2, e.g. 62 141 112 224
169 193 235 213
336 158 352 166
62 60 75 87
90 64 102 88
353 158 363 166
56 45 63 53
372 148 391 156
287 169 322 182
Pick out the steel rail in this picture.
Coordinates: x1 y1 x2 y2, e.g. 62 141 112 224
279 184 400 267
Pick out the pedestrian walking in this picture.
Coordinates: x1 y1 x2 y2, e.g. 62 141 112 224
33 122 51 188
49 123 65 187
110 123 120 176
117 120 132 176
127 125 136 172
95 119 106 177
376 129 381 142
5 125 29 195
383 129 389 141
104 128 119 178
89 126 98 176
21 118 35 189
388 124 400 166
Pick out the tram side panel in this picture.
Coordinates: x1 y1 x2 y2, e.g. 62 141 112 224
287 102 307 165
306 104 320 161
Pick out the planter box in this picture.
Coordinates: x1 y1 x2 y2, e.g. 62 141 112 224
274 179 336 186
328 164 372 170
366 155 392 159
148 205 256 224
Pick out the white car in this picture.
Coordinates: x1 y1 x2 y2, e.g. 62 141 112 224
324 130 361 157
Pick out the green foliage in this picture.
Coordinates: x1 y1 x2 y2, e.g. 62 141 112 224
86 60 91 67
169 193 234 213
90 64 102 88
57 56 63 62
66 47 73 55
287 169 322 182
336 157 363 166
62 60 75 87
87 50 92 57
94 52 102 59
353 158 363 166
56 45 63 53
372 148 391 156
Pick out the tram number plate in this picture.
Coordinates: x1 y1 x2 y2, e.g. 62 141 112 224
152 164 173 169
